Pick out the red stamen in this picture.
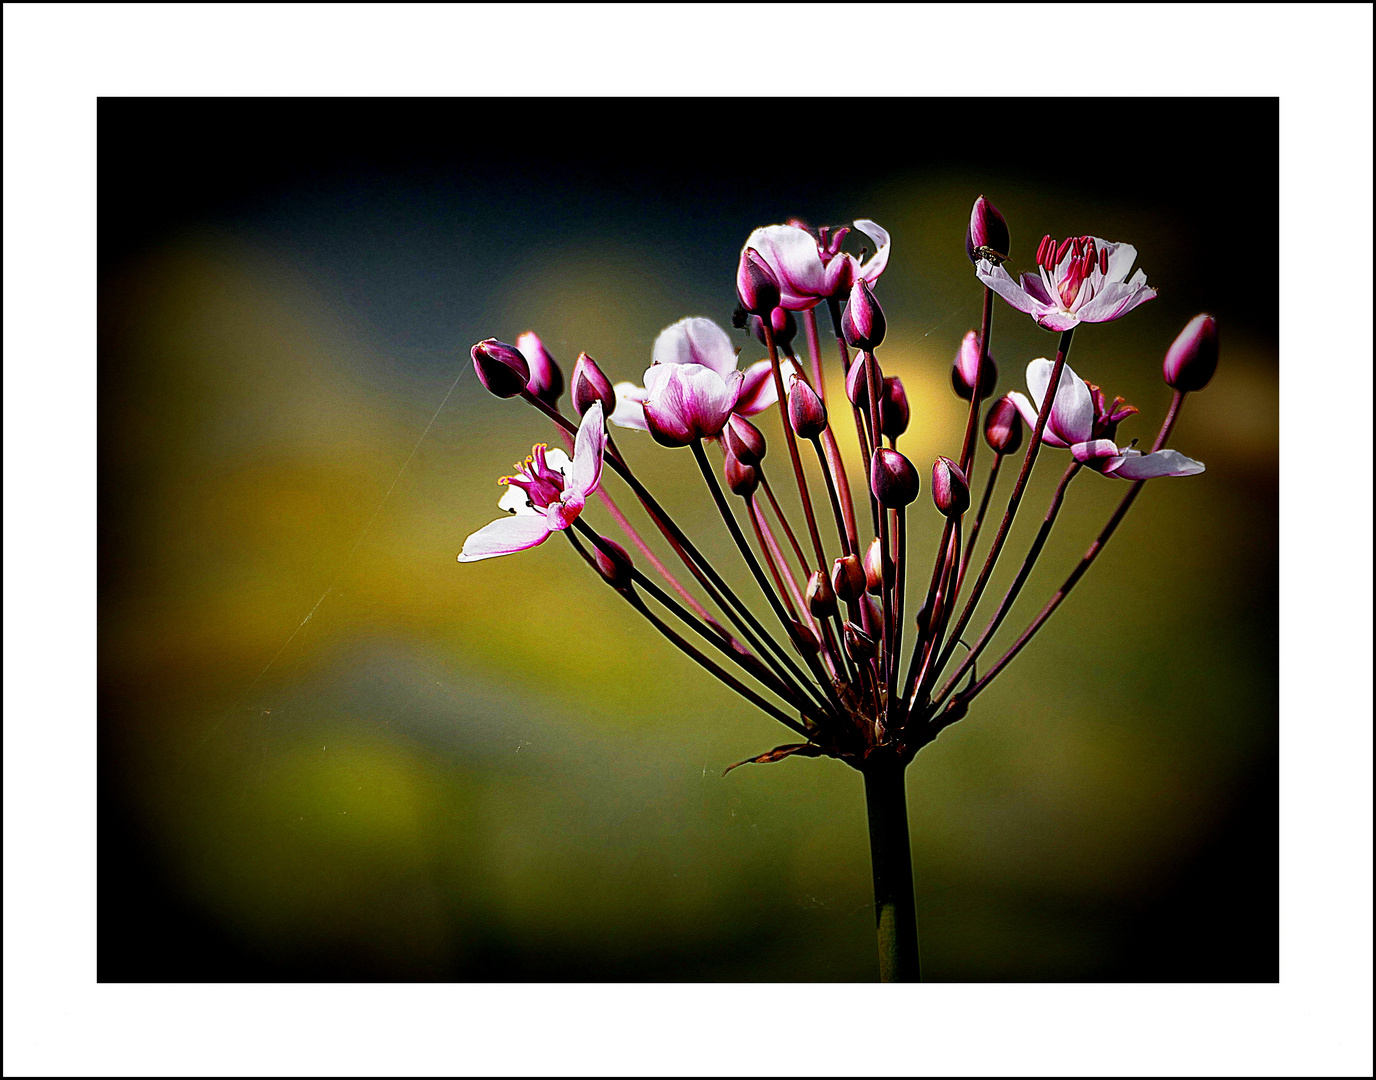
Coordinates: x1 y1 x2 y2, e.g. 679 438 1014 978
1099 247 1109 274
1055 237 1073 266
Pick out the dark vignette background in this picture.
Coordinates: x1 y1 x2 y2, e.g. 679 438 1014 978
99 98 1278 981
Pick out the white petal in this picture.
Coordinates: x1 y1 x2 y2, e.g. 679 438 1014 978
651 316 738 378
543 448 573 475
498 485 539 515
1026 358 1093 445
457 514 552 562
567 402 605 496
853 218 891 282
609 381 649 431
1109 449 1206 480
1100 240 1137 284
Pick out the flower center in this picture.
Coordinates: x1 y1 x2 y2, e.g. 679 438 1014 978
500 444 566 508
1035 234 1109 309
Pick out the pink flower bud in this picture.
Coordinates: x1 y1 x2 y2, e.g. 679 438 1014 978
931 456 970 517
1163 314 1219 393
806 571 838 619
965 195 1010 264
592 537 634 594
951 329 998 401
571 352 616 417
788 380 828 440
863 536 884 594
724 414 766 466
724 450 759 497
471 338 530 398
845 353 882 415
832 554 866 603
841 279 886 350
870 447 920 508
515 331 564 405
743 305 797 352
736 247 782 315
880 376 910 438
844 621 877 661
984 394 1024 455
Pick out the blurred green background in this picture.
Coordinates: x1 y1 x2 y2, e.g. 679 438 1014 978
99 99 1277 981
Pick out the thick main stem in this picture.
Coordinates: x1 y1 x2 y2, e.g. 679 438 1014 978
863 759 920 982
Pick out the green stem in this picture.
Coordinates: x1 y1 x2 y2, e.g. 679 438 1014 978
863 758 920 982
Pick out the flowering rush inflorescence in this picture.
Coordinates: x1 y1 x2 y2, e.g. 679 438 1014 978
459 200 1216 979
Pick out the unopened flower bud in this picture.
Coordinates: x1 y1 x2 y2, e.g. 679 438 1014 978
951 329 998 401
515 331 564 405
806 571 838 619
747 305 797 352
845 353 882 415
863 536 885 595
791 620 822 655
788 380 828 439
913 597 931 634
592 538 634 594
832 554 865 603
870 447 921 508
965 195 1010 265
471 338 529 398
736 247 781 315
724 451 758 497
844 622 877 662
724 414 766 466
841 279 886 350
571 352 616 417
931 456 970 517
880 376 909 438
984 394 1024 455
1163 313 1219 393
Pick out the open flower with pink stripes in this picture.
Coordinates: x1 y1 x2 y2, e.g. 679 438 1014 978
457 402 606 561
611 316 796 434
741 219 891 310
977 235 1156 332
1009 359 1203 480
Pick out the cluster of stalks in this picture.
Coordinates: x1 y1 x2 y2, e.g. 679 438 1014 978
461 198 1218 980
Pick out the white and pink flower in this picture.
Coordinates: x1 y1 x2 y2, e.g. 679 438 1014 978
610 316 796 435
1009 359 1203 480
457 402 606 561
977 235 1156 332
741 219 891 311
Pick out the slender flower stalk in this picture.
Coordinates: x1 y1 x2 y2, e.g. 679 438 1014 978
458 210 1213 983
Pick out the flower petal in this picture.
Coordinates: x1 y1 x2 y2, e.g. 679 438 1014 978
853 218 891 283
567 401 605 496
1009 390 1070 448
1100 240 1137 284
609 381 649 431
457 514 552 562
1034 309 1083 332
498 484 540 514
651 316 738 378
1026 358 1094 445
1107 448 1206 480
1019 271 1055 307
744 224 826 309
977 260 1046 317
